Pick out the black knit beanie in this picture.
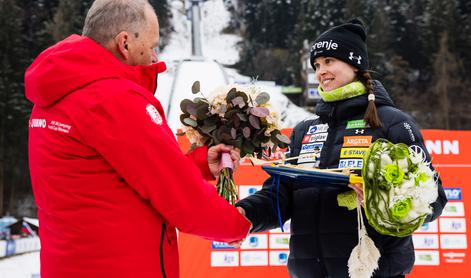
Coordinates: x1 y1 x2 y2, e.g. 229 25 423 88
310 18 369 71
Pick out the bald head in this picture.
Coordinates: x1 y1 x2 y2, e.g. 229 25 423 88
82 0 156 46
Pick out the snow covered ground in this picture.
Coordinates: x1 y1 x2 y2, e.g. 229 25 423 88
0 251 39 278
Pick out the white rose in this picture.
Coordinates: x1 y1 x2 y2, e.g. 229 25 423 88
380 153 393 167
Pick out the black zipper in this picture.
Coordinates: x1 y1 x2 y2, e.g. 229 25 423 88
160 223 167 278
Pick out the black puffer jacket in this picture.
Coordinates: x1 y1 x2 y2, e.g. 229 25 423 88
237 81 447 278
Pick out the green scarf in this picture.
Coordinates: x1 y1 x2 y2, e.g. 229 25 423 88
318 81 366 102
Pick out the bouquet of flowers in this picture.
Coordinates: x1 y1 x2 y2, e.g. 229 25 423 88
179 81 290 204
362 139 438 237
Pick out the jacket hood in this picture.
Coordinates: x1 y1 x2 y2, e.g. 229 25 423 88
316 80 395 122
25 35 166 107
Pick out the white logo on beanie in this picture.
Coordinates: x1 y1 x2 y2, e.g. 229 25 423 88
311 40 338 51
349 52 362 65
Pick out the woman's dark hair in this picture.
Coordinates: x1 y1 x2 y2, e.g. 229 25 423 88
358 71 382 128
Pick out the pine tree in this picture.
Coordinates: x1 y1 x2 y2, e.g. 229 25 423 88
432 32 463 129
47 0 82 42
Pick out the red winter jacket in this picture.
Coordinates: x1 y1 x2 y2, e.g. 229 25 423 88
25 35 250 278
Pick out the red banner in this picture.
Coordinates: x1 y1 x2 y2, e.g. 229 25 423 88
178 129 471 277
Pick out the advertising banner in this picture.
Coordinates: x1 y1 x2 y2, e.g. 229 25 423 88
178 129 471 277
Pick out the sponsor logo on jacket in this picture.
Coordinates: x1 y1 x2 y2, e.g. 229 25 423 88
146 104 163 125
302 133 328 144
343 136 372 147
338 159 363 169
346 120 367 129
29 118 47 128
340 147 368 158
306 124 328 134
300 142 324 154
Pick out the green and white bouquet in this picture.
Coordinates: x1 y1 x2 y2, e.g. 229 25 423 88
179 81 290 204
362 139 438 237
348 139 438 278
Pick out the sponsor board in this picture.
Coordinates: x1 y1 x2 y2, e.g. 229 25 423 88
443 251 466 263
340 147 368 159
211 251 239 267
440 234 467 249
306 124 329 135
212 242 236 249
240 251 268 266
444 188 462 201
439 218 466 233
412 234 439 249
240 234 268 250
426 140 460 155
270 251 290 266
239 185 263 200
338 159 363 169
441 202 465 217
414 250 440 266
269 234 290 249
416 220 438 233
343 136 372 147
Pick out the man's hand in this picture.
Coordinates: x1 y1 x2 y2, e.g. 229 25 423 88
348 183 364 207
208 144 241 177
228 207 251 248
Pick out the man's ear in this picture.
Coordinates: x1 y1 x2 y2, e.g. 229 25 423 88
115 31 131 61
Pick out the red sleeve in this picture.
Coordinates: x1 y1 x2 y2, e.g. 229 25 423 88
81 85 250 242
186 146 215 181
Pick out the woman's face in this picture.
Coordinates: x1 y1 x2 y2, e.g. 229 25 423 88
313 57 357 92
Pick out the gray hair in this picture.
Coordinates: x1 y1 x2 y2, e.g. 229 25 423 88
82 0 154 45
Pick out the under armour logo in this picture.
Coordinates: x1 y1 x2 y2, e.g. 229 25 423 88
349 52 362 65
355 129 364 134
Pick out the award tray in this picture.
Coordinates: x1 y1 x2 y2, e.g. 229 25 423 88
262 165 351 188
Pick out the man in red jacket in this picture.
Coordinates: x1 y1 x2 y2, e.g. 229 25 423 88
25 0 251 277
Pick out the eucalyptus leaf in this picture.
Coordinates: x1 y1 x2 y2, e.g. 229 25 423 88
225 88 237 102
243 127 251 138
192 81 200 94
231 128 237 139
231 96 245 108
180 99 193 114
201 125 217 134
250 107 270 117
249 115 261 129
276 134 291 144
255 92 270 105
183 117 198 127
237 113 247 121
